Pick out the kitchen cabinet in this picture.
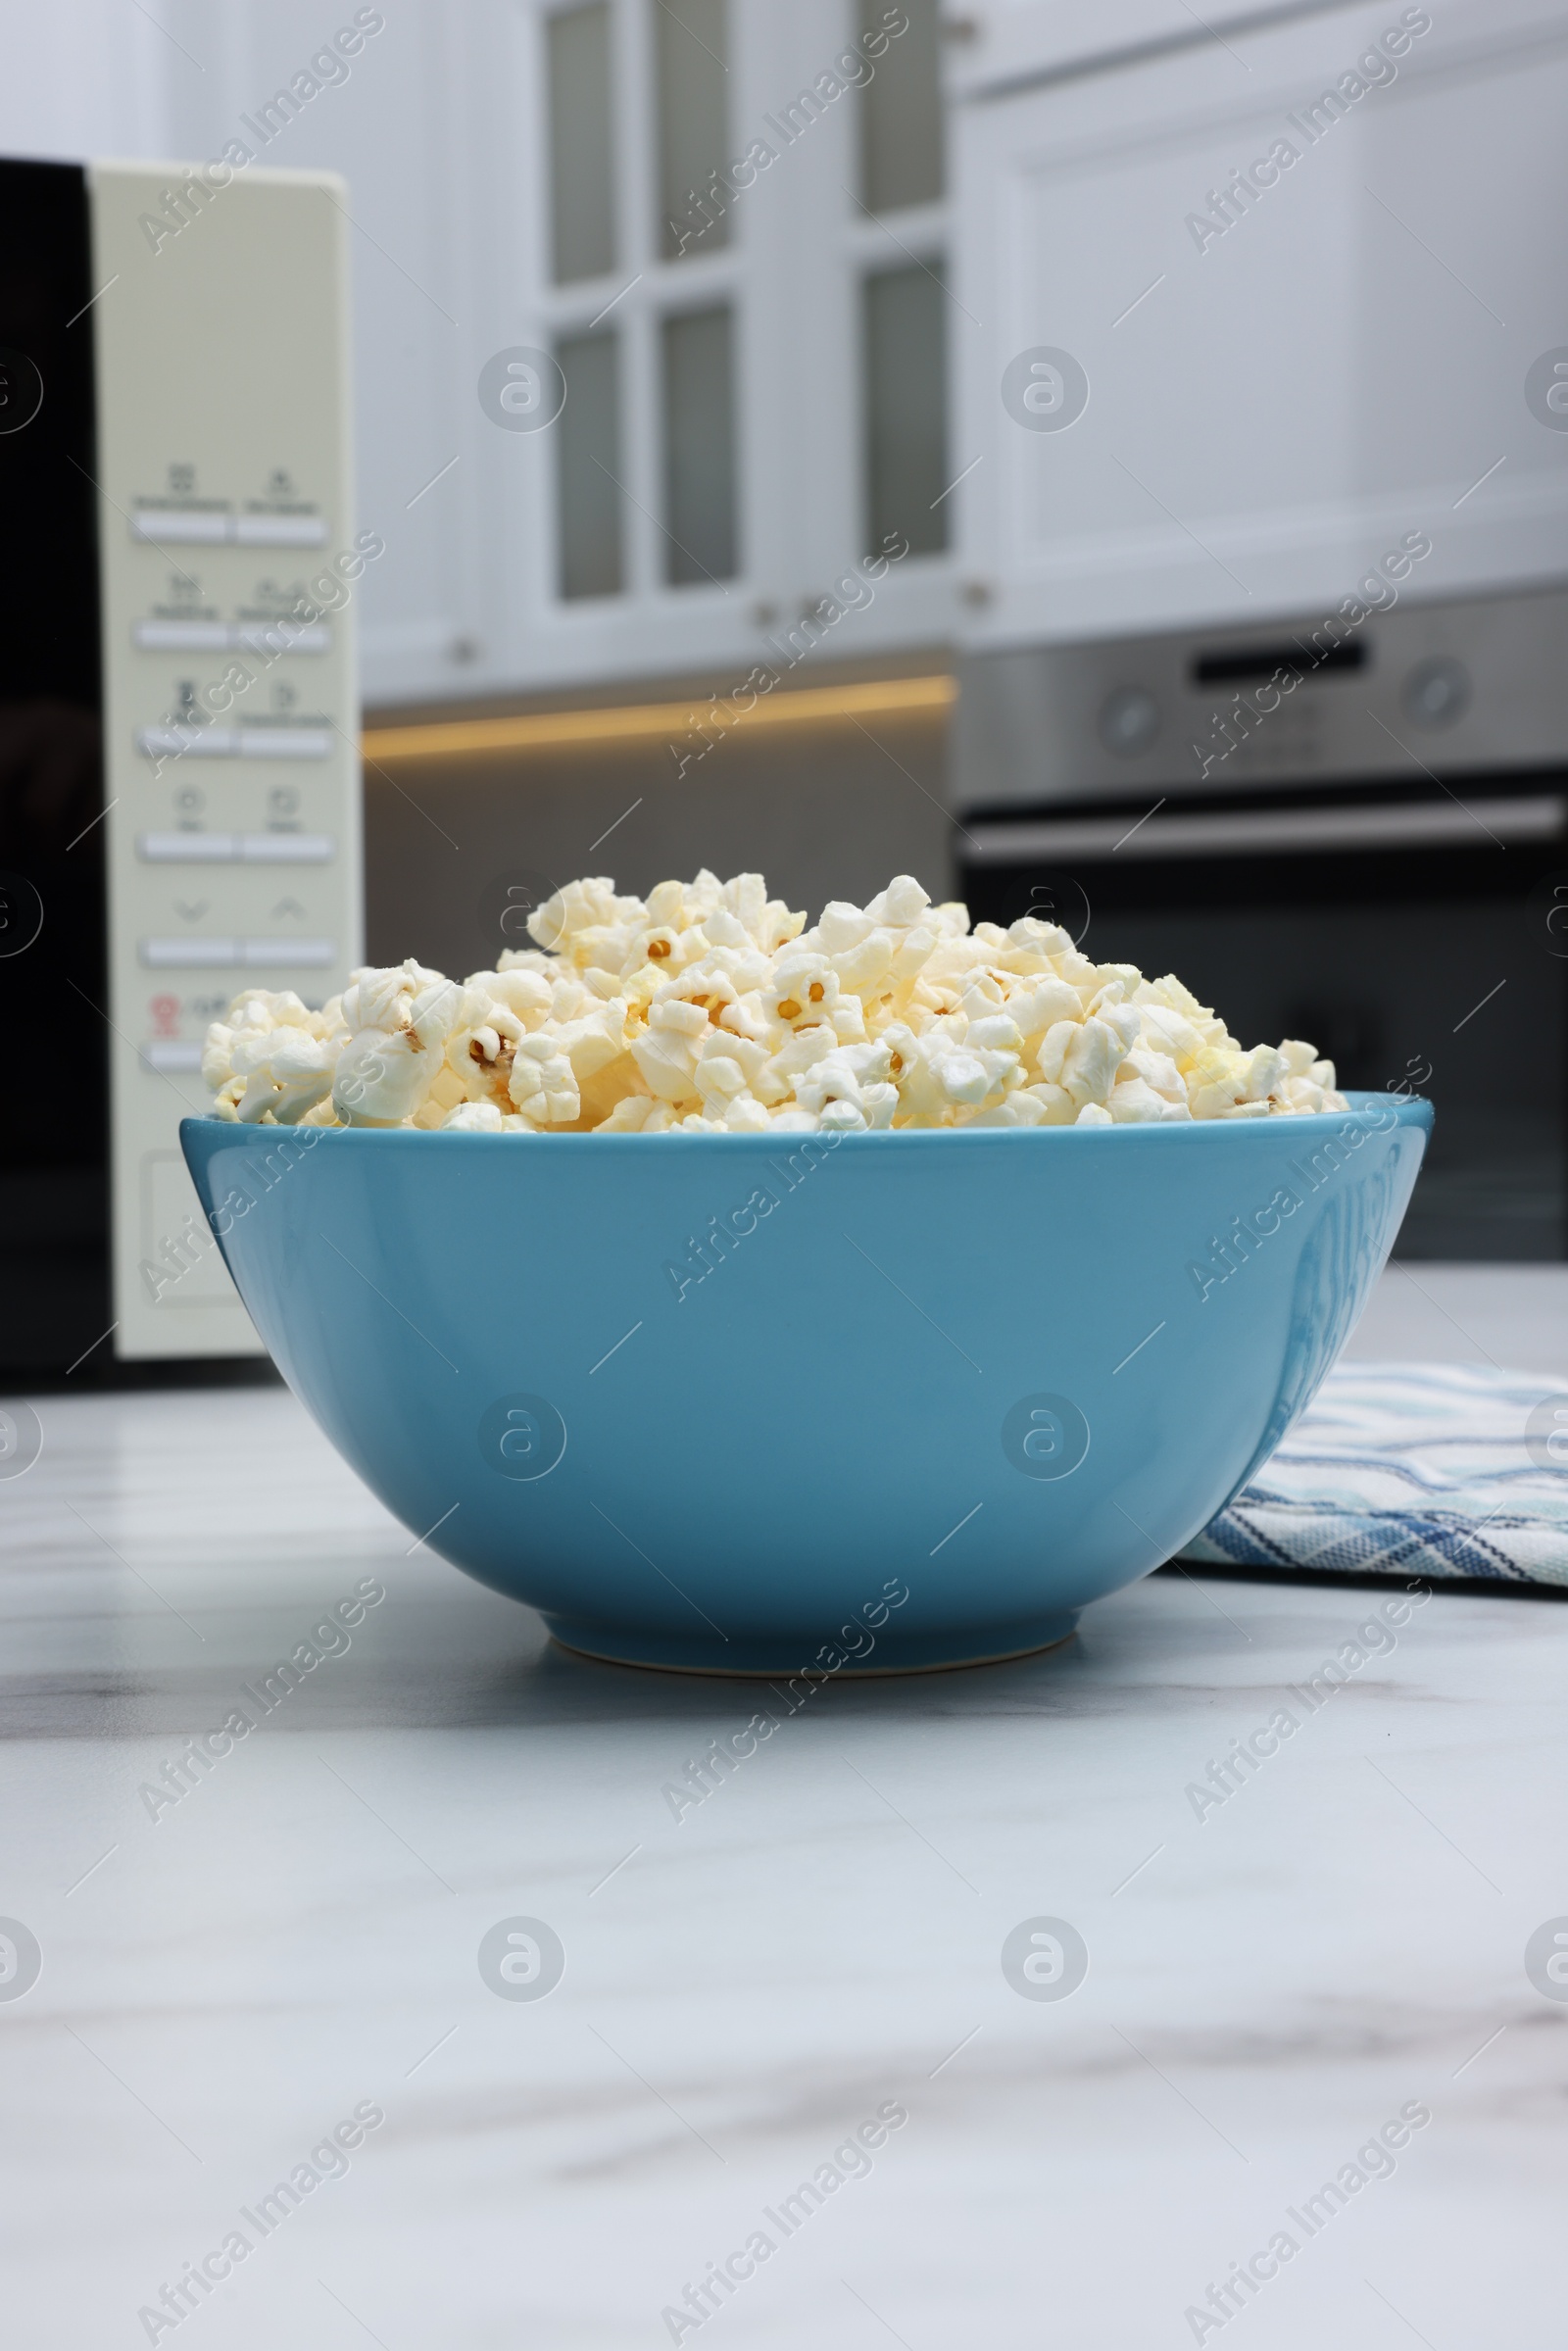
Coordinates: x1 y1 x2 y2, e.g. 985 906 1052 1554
24 0 1563 703
149 0 968 706
452 0 964 704
942 0 1323 101
950 0 1568 652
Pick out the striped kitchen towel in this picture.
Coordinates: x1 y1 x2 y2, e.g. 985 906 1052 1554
1180 1361 1568 1587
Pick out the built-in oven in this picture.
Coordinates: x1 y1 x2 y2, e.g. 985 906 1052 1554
953 585 1568 1260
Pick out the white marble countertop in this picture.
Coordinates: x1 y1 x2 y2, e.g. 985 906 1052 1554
4 1265 1566 2350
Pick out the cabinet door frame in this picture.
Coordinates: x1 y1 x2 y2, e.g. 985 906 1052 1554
450 0 962 700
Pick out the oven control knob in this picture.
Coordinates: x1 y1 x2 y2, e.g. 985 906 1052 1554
1402 657 1470 727
1098 686 1160 756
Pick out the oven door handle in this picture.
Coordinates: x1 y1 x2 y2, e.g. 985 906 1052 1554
960 797 1567 862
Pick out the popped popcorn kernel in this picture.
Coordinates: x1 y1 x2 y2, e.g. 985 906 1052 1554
200 873 1351 1135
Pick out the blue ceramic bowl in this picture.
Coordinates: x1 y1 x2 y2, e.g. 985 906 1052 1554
181 1093 1430 1674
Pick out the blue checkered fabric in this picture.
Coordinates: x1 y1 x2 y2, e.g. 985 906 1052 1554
1180 1362 1568 1586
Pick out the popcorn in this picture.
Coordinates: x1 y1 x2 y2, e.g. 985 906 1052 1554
200 871 1350 1136
204 990 346 1126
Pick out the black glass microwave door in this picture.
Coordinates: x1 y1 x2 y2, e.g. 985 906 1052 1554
0 158 110 1372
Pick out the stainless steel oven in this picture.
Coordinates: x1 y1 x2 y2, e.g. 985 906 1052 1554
953 584 1568 1260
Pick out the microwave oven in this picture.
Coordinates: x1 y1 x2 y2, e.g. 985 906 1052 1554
1 156 363 1382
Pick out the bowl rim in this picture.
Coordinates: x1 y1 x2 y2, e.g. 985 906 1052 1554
180 1089 1433 1151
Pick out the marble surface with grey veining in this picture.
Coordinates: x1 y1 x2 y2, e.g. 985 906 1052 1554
4 1268 1566 2350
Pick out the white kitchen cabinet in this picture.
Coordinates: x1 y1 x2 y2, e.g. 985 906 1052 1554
280 0 967 704
454 0 964 703
950 0 1568 652
32 0 1561 705
942 0 1333 102
25 0 966 707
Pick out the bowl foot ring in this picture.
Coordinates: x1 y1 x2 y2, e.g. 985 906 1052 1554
547 1625 1078 1680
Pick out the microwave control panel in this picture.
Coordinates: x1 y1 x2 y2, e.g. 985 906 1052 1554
90 163 363 1358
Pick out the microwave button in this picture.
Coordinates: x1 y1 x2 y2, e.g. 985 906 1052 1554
238 728 331 759
233 514 328 547
137 832 241 860
140 1041 206 1072
141 937 239 966
132 619 332 655
234 622 330 654
131 510 230 544
241 937 336 967
1098 686 1160 757
240 832 334 862
137 725 240 758
134 619 229 651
